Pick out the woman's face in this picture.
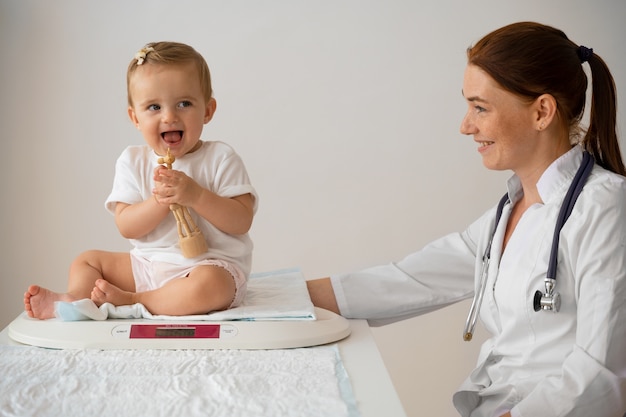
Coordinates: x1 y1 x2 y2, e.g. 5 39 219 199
460 65 540 176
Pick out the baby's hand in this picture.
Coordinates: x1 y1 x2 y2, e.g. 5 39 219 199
152 166 167 205
152 168 202 207
153 165 168 185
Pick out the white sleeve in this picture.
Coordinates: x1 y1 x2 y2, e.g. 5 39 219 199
104 147 148 214
212 148 258 213
330 214 489 326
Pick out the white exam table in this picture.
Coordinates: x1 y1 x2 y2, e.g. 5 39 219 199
0 318 407 417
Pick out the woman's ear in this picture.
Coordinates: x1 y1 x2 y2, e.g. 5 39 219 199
535 93 557 131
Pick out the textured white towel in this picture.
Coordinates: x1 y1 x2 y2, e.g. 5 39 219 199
0 344 360 417
54 268 316 322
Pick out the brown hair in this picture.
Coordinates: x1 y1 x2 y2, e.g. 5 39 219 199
126 41 213 107
467 22 625 176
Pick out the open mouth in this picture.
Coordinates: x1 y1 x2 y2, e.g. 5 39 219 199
161 130 183 145
475 140 495 154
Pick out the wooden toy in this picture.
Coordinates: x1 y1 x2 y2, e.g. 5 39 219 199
157 148 208 258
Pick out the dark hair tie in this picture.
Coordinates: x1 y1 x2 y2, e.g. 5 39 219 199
577 45 593 63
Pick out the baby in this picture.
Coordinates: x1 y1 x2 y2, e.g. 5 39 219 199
25 42 257 319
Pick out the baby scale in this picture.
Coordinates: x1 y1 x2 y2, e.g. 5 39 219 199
8 307 351 350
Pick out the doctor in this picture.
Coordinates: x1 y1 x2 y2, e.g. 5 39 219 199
307 22 626 417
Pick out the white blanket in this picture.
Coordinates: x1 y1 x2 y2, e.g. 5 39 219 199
54 268 316 322
0 344 360 417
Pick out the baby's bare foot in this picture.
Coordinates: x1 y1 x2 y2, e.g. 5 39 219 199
24 285 75 319
91 279 135 307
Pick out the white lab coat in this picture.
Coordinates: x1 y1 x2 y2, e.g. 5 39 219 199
331 147 626 416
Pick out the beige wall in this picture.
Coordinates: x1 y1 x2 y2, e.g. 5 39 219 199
1 1 624 415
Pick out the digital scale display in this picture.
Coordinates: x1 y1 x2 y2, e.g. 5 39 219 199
155 328 196 338
129 324 222 339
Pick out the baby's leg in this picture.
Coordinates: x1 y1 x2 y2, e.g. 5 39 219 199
67 250 134 300
91 264 236 316
90 279 136 307
24 250 133 319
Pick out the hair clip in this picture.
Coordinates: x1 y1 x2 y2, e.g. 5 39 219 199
135 46 155 65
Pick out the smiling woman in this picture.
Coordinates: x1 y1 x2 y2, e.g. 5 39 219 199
307 21 626 417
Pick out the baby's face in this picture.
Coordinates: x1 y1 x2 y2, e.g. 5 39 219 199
127 62 215 158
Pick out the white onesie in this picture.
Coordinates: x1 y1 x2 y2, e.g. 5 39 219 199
105 140 258 296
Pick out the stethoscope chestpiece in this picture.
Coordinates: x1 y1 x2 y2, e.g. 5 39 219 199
533 278 561 312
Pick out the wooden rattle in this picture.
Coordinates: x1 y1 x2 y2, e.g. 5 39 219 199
157 148 208 258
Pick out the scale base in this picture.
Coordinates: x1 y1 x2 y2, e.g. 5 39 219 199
8 307 351 350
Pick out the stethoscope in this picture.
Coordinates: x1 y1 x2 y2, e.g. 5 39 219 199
463 151 594 341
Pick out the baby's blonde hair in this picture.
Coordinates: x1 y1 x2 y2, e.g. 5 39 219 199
127 41 213 107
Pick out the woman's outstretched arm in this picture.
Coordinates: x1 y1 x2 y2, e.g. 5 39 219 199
306 278 340 314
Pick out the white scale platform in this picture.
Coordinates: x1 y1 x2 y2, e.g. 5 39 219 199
8 307 351 350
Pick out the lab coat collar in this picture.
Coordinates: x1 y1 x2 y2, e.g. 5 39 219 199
505 146 584 206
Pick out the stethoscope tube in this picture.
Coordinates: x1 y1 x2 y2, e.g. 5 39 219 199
463 151 594 341
463 194 508 342
533 151 594 312
545 151 594 280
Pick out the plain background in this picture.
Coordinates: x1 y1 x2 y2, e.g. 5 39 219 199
1 1 624 416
